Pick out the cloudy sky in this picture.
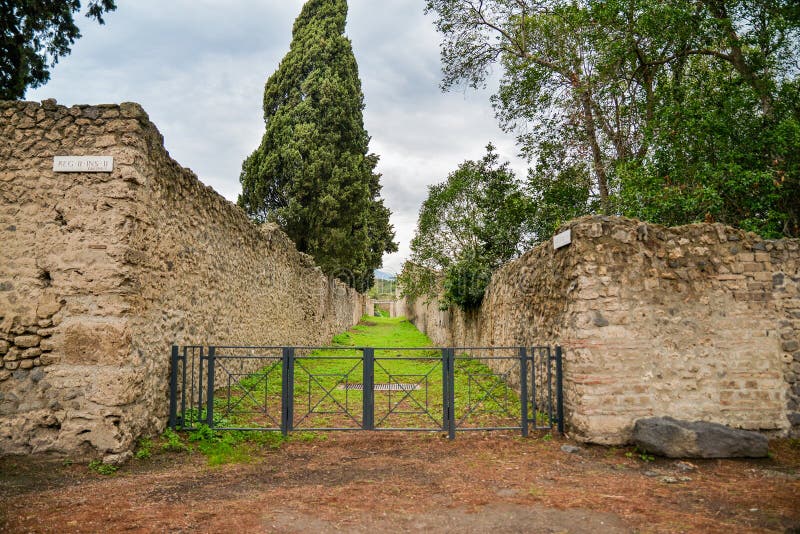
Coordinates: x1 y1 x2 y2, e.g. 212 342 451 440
28 0 528 274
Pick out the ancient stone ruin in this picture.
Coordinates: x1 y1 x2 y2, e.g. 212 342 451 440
406 216 800 443
1 99 798 458
0 100 367 458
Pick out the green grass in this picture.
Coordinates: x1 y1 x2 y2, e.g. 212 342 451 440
134 437 153 460
331 315 434 349
88 460 119 476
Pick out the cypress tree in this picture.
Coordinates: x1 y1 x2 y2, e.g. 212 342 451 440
238 0 397 292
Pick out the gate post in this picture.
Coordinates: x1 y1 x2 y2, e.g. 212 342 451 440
445 348 456 440
555 346 564 434
362 348 375 430
281 347 295 436
519 347 528 437
168 345 179 429
441 348 449 437
205 346 216 427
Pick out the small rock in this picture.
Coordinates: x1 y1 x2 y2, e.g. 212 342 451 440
783 340 800 352
678 476 692 482
13 335 40 349
36 295 61 318
675 461 696 472
591 311 609 327
643 470 660 477
23 347 41 358
561 445 582 454
39 354 59 366
660 476 678 484
102 451 132 466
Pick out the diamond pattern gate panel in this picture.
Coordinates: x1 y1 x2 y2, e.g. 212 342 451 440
291 347 365 431
452 347 525 435
372 348 444 431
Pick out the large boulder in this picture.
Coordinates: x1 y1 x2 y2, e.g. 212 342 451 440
632 417 769 458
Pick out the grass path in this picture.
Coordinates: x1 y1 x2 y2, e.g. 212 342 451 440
215 315 523 433
329 315 434 349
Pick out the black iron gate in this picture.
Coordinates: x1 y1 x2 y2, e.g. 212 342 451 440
168 345 563 439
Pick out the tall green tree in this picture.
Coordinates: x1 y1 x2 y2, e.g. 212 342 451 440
1 0 116 100
239 0 397 291
401 145 529 309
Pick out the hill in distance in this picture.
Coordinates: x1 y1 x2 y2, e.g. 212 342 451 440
374 269 396 281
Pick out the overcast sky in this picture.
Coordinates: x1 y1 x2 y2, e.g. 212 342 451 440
28 0 528 274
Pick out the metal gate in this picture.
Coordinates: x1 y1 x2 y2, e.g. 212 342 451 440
168 345 563 439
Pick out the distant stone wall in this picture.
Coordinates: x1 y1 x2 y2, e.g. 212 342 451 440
406 216 799 444
0 100 366 458
371 299 406 318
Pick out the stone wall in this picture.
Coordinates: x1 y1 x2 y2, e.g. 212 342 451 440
406 216 799 444
0 100 366 458
371 299 406 318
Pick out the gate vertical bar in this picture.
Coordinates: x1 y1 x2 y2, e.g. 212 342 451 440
168 345 179 429
447 348 456 440
187 347 194 426
181 347 188 427
362 348 375 430
531 348 538 427
197 347 205 427
281 347 294 437
519 347 528 437
441 348 449 435
287 347 295 432
205 346 216 427
555 346 564 434
547 346 554 426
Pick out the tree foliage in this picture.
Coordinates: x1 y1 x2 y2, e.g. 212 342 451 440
424 0 800 238
401 145 529 309
0 0 116 100
239 0 397 292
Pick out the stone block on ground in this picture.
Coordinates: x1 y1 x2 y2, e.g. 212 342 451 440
632 416 769 458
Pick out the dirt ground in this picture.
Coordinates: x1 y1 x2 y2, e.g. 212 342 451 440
1 432 799 533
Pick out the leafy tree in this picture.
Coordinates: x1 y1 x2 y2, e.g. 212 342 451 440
526 142 599 242
614 0 800 236
424 0 800 237
618 59 800 237
1 0 116 100
402 145 529 309
239 0 397 291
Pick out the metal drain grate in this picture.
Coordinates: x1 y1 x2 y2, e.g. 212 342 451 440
340 383 421 391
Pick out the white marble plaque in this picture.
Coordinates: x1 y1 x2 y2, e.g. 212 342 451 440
53 156 114 173
553 229 572 249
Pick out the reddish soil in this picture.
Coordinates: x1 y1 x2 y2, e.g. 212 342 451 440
1 432 799 533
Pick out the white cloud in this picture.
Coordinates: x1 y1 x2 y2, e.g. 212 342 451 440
28 0 528 275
